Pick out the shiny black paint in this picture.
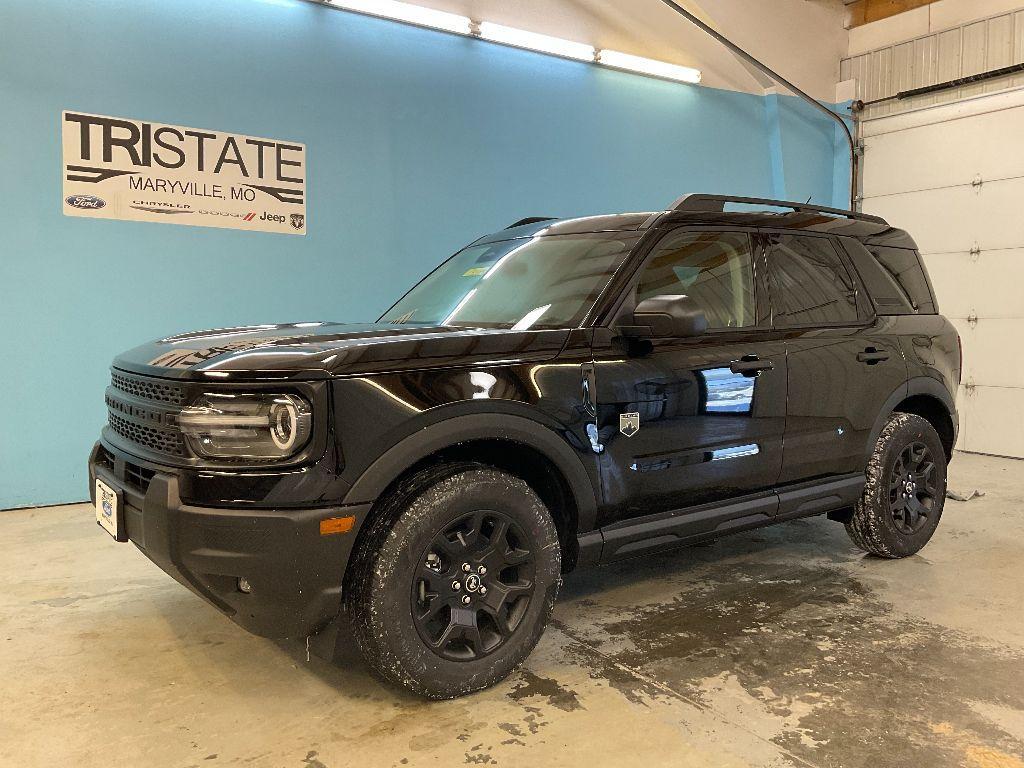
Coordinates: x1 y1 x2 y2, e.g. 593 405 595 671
591 331 789 525
89 207 960 639
778 318 911 484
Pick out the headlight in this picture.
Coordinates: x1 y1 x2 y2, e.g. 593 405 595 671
178 393 312 459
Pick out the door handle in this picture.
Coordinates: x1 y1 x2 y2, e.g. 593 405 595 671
730 355 774 377
857 347 890 365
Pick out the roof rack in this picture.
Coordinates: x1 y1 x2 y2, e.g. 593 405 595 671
506 216 557 229
669 194 888 225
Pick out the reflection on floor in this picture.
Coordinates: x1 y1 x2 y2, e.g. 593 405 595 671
3 452 1023 768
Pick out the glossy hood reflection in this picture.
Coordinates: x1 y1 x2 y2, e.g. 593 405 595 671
113 321 571 380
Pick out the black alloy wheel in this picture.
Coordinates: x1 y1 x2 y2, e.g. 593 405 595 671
412 510 535 661
888 441 938 535
846 412 947 559
345 462 561 698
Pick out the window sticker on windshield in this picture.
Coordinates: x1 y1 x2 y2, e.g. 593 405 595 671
463 267 489 277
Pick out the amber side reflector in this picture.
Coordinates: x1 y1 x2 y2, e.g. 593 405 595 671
320 515 356 536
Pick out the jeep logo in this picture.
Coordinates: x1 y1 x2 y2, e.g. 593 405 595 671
259 212 285 223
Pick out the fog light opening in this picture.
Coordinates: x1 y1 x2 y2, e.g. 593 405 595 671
237 577 253 594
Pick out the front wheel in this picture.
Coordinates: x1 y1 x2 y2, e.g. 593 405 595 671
846 413 947 558
345 463 561 699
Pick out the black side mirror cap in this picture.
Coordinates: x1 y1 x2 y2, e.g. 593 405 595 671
619 294 708 338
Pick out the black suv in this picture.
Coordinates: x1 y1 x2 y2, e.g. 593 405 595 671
89 194 959 698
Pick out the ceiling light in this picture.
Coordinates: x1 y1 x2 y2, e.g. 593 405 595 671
478 22 595 62
329 0 471 35
598 49 701 84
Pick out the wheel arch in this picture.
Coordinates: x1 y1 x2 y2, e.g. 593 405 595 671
341 414 599 574
867 378 957 463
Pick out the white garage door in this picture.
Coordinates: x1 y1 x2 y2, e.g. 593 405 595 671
860 88 1024 458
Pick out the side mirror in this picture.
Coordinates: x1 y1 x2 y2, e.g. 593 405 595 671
621 295 708 338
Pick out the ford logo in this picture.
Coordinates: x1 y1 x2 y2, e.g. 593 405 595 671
66 194 106 209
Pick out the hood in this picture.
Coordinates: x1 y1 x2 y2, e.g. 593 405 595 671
112 322 571 380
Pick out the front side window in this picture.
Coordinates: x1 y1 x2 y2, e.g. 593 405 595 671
635 230 755 330
767 235 861 327
380 234 637 330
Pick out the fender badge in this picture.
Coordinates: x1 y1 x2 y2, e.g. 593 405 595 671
619 412 640 437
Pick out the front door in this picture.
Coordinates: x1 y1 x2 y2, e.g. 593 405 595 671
592 228 788 544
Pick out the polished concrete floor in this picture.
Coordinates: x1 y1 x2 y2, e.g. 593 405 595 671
3 451 1024 768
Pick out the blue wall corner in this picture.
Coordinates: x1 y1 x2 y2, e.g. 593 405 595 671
766 94 851 209
0 0 848 508
762 93 788 200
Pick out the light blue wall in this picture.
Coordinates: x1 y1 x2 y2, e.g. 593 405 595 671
0 0 845 508
766 92 853 209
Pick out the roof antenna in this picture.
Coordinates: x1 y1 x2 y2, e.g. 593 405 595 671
656 0 858 211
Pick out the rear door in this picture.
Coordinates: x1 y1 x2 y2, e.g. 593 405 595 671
764 232 908 486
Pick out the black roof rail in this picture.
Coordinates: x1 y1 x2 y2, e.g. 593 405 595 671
506 216 557 229
669 194 888 225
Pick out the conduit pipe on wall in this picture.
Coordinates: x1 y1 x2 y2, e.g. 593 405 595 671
658 0 859 210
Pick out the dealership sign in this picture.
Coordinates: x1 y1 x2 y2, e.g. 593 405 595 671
61 111 306 235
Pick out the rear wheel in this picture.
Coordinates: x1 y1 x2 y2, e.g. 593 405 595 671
345 463 561 699
846 413 947 558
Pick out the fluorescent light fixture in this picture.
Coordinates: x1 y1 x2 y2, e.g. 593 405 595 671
478 22 595 62
598 49 701 84
329 0 471 35
319 2 702 88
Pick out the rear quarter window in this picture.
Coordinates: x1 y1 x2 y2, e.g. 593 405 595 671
841 239 937 315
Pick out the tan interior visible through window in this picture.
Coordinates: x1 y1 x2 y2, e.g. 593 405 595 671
635 231 755 330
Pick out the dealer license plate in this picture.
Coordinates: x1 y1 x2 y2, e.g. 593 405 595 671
95 478 121 539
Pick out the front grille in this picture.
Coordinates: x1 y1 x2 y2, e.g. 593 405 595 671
125 461 156 493
108 412 184 456
111 371 186 405
95 444 157 495
106 371 189 459
95 445 116 472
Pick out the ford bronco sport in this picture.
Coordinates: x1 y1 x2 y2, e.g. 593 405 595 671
89 194 959 698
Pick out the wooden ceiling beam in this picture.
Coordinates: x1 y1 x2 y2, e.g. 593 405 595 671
845 0 937 29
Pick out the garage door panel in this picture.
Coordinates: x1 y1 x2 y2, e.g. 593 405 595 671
922 253 971 318
951 319 1024 389
862 105 1024 197
864 178 1024 254
859 95 1023 458
922 249 1024 319
956 385 1024 457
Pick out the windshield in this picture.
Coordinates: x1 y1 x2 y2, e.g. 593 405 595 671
380 233 638 329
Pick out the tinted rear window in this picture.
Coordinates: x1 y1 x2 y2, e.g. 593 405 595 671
766 235 864 327
842 239 937 315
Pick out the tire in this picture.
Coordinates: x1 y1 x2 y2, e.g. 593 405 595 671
344 462 562 699
846 412 947 558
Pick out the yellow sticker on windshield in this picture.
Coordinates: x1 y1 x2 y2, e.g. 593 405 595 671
463 267 489 277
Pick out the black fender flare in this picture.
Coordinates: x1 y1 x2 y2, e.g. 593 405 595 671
341 412 600 535
864 377 957 463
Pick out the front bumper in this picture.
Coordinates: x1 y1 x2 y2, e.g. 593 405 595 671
88 442 371 639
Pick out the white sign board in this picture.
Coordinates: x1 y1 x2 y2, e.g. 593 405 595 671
61 111 306 235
